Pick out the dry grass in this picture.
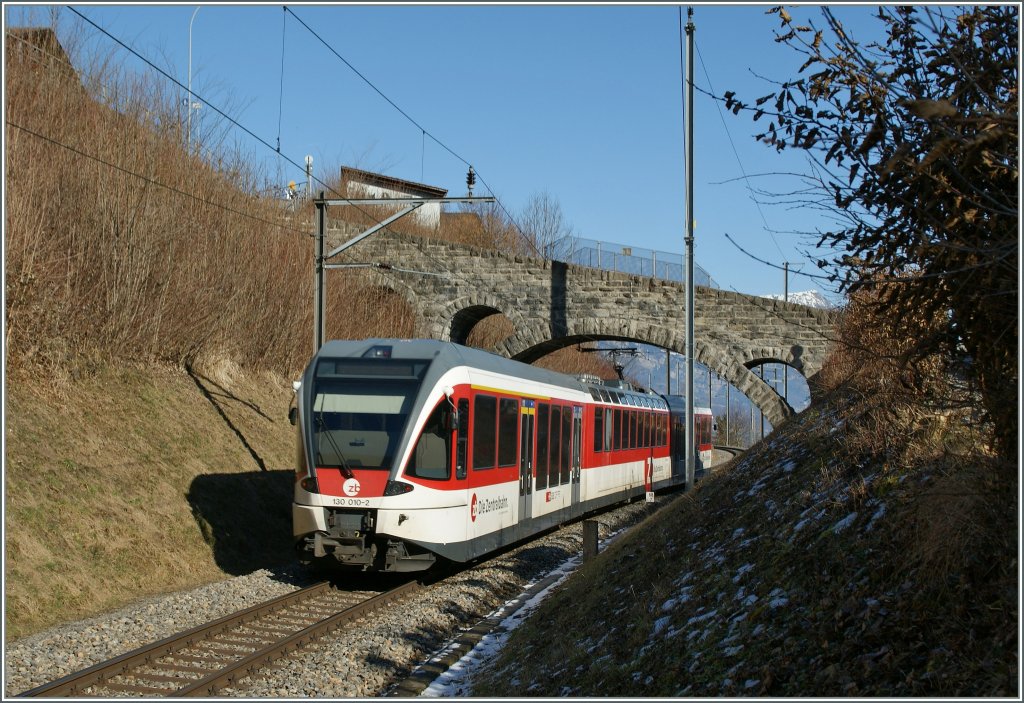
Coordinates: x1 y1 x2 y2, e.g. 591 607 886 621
472 397 1016 696
471 288 1016 697
3 359 297 641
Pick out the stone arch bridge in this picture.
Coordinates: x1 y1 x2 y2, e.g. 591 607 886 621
334 230 837 427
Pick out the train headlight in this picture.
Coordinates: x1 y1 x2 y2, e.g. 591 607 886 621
383 480 414 496
300 476 319 493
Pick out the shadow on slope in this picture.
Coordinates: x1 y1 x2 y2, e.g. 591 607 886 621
186 470 295 575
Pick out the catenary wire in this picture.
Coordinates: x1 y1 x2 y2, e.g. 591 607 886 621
65 6 381 225
278 3 536 255
6 119 311 237
276 5 287 153
14 16 536 320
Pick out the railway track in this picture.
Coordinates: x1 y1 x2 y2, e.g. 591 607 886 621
18 580 421 698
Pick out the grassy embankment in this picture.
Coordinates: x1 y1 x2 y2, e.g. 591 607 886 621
472 292 1017 697
5 358 297 640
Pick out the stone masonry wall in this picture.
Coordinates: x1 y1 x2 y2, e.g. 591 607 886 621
326 229 836 426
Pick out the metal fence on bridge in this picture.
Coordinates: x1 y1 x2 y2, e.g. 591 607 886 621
544 236 717 289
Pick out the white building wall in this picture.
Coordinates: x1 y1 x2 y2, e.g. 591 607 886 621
348 182 441 229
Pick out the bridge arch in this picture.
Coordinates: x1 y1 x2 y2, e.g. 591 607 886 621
344 230 836 427
493 319 802 427
429 294 533 348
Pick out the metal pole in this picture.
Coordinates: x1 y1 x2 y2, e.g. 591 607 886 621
726 382 731 446
760 364 765 439
187 6 200 153
749 400 753 448
665 349 671 395
314 192 326 353
784 263 789 404
305 155 313 199
684 8 696 491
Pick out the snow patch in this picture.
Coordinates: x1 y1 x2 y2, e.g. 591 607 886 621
652 616 672 636
733 563 754 582
832 512 858 533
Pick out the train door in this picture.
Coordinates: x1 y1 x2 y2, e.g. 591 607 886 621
519 400 535 522
571 406 582 505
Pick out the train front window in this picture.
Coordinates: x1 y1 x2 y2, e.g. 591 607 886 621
310 357 429 470
406 401 451 481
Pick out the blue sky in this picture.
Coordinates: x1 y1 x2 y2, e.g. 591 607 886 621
7 2 887 303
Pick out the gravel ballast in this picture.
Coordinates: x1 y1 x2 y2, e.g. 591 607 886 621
4 498 663 698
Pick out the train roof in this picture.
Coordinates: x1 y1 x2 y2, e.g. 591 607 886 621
314 338 589 392
312 339 667 409
662 395 714 415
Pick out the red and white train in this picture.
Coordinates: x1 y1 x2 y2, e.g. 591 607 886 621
291 339 715 573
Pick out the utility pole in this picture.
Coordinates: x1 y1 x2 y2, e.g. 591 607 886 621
311 192 494 355
305 155 313 199
314 192 326 353
665 348 671 395
726 383 731 446
784 262 789 401
759 364 765 439
683 7 696 491
187 6 201 154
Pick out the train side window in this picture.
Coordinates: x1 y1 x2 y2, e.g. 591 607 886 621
497 398 519 467
473 395 497 470
630 411 638 449
456 399 469 479
406 401 451 481
593 407 604 453
604 408 613 451
536 403 550 490
612 409 622 451
549 405 562 485
560 405 571 484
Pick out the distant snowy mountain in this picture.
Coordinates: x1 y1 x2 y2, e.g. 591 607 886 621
761 290 833 309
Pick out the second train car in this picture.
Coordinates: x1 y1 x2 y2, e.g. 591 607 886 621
291 339 715 573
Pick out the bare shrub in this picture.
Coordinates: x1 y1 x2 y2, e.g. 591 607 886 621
5 23 592 382
464 315 515 351
6 24 316 376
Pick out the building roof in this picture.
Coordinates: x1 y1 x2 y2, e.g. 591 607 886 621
341 166 448 199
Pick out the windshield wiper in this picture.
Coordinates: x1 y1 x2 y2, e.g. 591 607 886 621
315 412 355 479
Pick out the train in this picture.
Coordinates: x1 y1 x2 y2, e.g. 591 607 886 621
290 338 715 573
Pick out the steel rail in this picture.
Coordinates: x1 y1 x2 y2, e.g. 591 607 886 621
177 579 421 696
17 580 422 698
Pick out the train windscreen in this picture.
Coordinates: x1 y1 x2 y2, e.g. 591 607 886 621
311 358 429 470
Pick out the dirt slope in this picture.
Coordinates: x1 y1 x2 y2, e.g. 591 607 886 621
472 397 1017 697
4 356 297 640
